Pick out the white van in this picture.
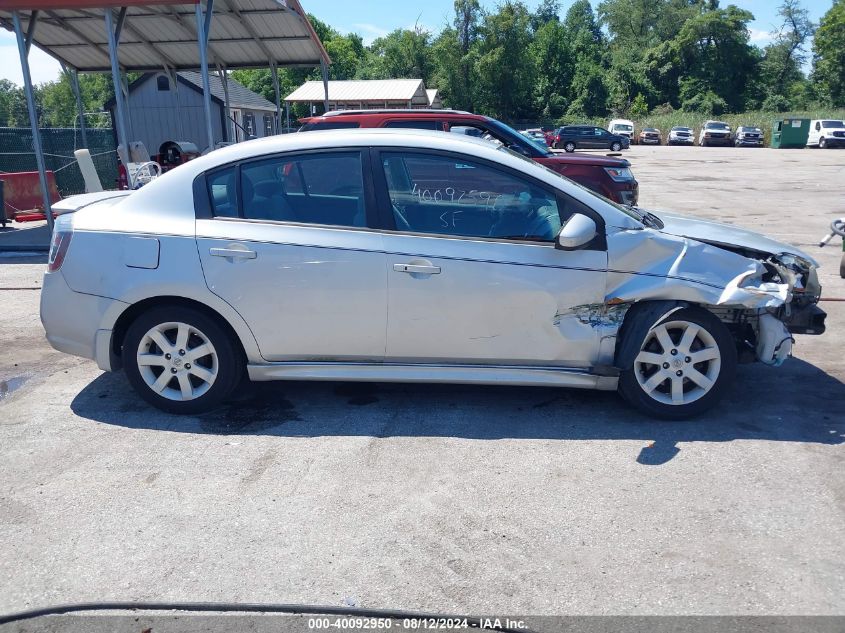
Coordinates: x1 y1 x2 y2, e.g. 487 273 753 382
807 119 845 148
608 119 635 141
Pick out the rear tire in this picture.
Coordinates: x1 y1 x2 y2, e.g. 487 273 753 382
839 253 845 279
564 142 576 153
122 306 244 414
618 307 737 419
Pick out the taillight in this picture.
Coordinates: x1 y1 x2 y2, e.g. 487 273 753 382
47 230 72 272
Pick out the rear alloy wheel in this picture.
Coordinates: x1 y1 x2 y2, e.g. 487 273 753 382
564 142 576 153
619 308 736 419
611 142 622 152
123 306 243 414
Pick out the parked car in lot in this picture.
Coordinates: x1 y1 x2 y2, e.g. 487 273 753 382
41 129 825 419
638 127 662 145
807 119 845 148
552 125 630 152
608 119 635 143
667 126 695 145
301 110 638 205
699 121 733 147
733 126 764 147
521 128 550 146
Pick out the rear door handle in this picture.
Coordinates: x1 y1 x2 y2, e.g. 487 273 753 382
393 263 441 274
210 247 257 260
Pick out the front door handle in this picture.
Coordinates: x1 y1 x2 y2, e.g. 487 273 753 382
393 263 441 274
210 247 257 260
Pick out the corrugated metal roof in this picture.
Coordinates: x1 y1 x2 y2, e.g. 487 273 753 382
0 0 330 72
285 79 426 103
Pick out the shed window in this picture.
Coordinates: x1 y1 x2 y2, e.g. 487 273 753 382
264 115 274 136
157 75 170 91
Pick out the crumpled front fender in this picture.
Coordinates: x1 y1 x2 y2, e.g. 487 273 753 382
606 228 790 310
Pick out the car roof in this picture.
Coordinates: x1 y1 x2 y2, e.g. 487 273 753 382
301 109 487 124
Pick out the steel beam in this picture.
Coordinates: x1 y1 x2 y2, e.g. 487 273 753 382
196 0 215 152
271 62 281 135
62 62 88 149
217 64 232 142
105 8 130 184
321 57 329 113
12 10 53 232
24 9 38 55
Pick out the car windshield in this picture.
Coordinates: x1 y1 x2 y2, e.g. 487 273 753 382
615 124 633 131
706 122 730 130
486 118 552 157
822 120 844 128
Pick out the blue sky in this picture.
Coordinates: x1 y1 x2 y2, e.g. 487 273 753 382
0 0 834 85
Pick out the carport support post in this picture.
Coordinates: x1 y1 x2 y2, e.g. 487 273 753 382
105 9 129 169
320 58 329 113
218 65 232 142
12 10 53 233
196 0 215 153
63 63 88 149
271 62 281 134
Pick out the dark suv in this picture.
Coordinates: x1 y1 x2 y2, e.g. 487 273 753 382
552 125 630 152
300 110 638 205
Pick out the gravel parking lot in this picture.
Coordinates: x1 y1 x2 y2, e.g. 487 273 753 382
0 146 843 619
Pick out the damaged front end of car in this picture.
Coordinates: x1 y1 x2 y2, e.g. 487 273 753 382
600 225 826 372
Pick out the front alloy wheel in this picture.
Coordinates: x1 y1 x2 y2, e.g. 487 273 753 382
611 141 622 152
819 137 827 149
123 306 243 413
619 308 736 419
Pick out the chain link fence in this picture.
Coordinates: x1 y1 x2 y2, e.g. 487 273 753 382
0 127 118 197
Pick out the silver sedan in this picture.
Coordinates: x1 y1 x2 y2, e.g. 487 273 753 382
40 129 826 418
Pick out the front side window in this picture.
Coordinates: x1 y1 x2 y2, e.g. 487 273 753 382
204 153 367 228
380 152 565 241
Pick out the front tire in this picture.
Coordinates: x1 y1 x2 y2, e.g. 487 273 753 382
564 142 576 153
611 142 622 152
618 307 737 419
820 137 827 149
123 306 244 414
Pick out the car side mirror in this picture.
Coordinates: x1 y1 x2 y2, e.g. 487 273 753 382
556 213 597 250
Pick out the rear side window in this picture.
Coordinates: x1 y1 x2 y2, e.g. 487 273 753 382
299 121 361 131
206 167 238 218
238 152 366 227
384 120 441 130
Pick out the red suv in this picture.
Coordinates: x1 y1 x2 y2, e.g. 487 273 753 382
299 110 639 205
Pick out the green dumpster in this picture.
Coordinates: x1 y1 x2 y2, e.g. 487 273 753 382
771 118 810 148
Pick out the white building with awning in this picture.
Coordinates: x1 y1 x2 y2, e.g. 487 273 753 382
285 79 442 113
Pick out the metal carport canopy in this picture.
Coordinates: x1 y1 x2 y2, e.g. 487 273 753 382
0 0 329 233
0 0 330 71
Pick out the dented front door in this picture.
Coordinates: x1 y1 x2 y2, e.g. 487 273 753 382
377 150 608 367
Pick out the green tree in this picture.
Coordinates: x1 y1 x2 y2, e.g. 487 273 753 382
563 0 608 117
812 0 845 106
472 1 536 120
530 19 573 119
759 0 815 107
360 27 432 84
645 4 759 112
